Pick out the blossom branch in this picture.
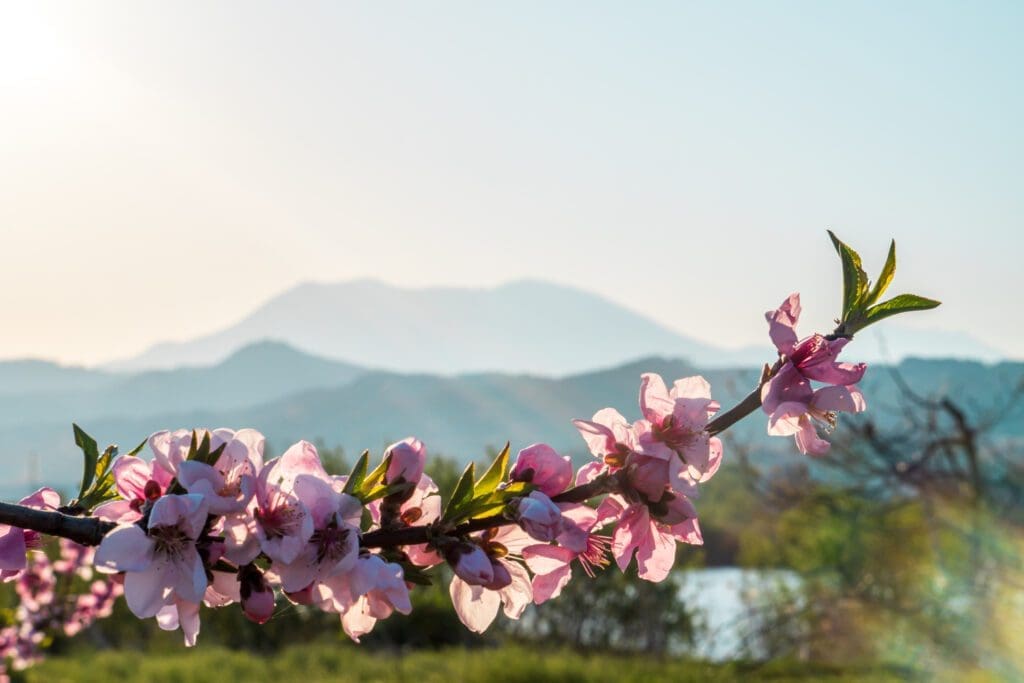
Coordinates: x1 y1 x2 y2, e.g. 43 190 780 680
0 501 114 547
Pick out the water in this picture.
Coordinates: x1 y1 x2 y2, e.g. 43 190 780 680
678 567 803 661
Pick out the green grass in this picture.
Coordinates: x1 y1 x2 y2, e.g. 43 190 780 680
27 644 914 683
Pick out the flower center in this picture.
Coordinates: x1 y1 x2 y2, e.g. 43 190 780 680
150 525 192 560
256 504 303 539
579 534 611 578
311 524 352 564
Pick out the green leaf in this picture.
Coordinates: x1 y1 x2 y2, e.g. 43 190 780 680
95 444 117 481
73 424 100 499
362 452 393 492
343 451 370 495
862 293 942 327
828 230 869 320
863 239 897 307
126 438 147 457
475 442 510 494
361 482 413 504
443 462 476 521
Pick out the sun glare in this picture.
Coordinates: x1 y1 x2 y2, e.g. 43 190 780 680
0 4 74 88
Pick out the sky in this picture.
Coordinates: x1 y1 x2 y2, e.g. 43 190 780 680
0 1 1021 366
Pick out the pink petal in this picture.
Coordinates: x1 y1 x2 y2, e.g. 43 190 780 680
812 384 866 414
449 577 501 633
531 564 572 604
670 376 712 401
794 416 831 456
766 293 801 354
767 402 811 436
639 373 674 423
112 456 154 500
522 544 576 574
94 524 154 573
124 561 174 618
499 560 533 619
0 526 27 572
761 364 814 415
611 504 649 572
635 525 676 582
177 599 201 647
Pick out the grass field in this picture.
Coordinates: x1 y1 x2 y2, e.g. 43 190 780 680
25 644 921 683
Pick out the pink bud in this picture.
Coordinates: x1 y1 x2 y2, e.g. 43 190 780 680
483 559 512 590
240 568 276 624
385 437 426 486
510 491 563 542
447 543 494 586
511 444 572 496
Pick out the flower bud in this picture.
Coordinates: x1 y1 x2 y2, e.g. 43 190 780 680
240 567 276 624
511 444 572 496
483 559 512 590
446 543 494 586
509 491 563 542
385 437 426 486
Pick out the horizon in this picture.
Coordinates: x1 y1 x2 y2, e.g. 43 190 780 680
0 275 1012 369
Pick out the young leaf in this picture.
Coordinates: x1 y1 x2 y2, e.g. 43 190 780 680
95 445 118 481
827 230 869 320
343 450 370 495
863 239 897 307
126 438 147 457
862 293 941 327
362 452 394 492
443 462 476 521
73 424 100 499
475 442 511 494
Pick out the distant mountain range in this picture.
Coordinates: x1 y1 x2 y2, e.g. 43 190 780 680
100 279 1006 375
105 279 760 374
1 340 1021 499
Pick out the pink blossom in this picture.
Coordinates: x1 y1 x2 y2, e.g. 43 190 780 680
510 444 573 496
573 408 638 468
0 488 60 582
177 428 264 515
765 383 867 455
764 293 867 393
264 446 362 592
319 555 411 642
94 454 174 524
508 491 563 542
523 501 615 603
147 429 195 476
606 495 702 583
94 493 210 621
448 527 533 633
637 373 723 486
249 441 321 566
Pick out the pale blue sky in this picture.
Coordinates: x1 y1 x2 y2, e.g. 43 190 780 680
0 1 1020 365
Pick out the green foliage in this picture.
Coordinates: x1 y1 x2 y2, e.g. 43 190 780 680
26 644 913 683
70 424 121 512
826 231 940 336
441 444 536 523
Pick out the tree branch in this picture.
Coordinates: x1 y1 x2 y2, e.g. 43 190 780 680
0 502 115 547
